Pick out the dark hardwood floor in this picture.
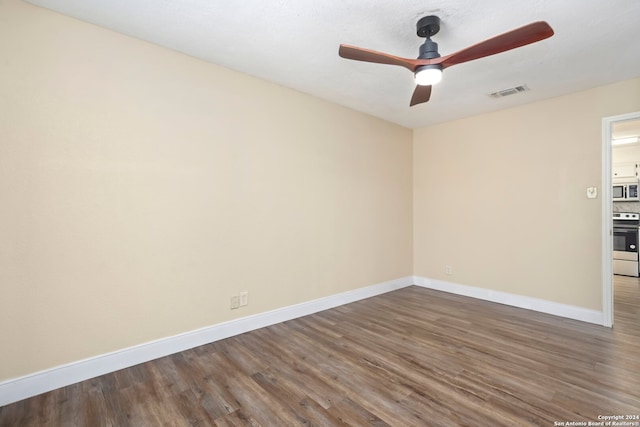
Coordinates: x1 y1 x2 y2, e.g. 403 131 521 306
2 278 639 426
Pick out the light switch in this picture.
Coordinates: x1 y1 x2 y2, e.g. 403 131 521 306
586 187 597 199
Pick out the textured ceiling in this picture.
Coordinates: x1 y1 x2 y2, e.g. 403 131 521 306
25 0 640 129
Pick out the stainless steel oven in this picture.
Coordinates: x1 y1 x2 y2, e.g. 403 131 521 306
613 212 639 277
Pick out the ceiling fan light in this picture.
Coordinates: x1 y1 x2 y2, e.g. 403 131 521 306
415 66 442 86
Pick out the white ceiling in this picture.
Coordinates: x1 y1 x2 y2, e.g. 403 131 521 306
25 0 640 129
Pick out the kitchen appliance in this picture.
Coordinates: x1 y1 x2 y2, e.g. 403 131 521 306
613 212 640 277
612 179 639 201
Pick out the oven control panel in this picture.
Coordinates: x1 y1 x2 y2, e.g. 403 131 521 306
613 212 640 220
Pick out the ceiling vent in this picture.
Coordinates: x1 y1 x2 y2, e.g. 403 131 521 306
488 85 529 98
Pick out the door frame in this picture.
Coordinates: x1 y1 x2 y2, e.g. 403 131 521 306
602 110 640 327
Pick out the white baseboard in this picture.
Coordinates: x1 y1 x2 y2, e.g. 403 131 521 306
1 275 605 407
413 276 604 325
0 276 414 407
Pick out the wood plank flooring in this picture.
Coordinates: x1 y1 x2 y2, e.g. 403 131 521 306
2 279 639 426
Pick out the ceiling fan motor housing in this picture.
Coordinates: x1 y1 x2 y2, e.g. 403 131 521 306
419 40 440 59
416 16 442 77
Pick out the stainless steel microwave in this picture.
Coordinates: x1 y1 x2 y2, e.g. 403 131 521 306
613 180 640 201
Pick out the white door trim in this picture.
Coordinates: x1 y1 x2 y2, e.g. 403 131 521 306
601 111 640 328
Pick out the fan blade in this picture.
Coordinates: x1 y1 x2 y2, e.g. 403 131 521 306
339 44 427 72
410 85 432 106
438 21 554 69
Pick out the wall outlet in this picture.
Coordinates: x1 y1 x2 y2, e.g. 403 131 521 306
239 291 248 307
445 265 453 275
230 295 240 310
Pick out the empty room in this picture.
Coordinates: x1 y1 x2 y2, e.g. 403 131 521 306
1 0 640 425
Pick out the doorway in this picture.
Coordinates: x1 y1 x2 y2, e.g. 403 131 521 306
602 111 640 327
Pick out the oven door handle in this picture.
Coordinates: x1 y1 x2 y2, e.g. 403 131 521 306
613 226 639 232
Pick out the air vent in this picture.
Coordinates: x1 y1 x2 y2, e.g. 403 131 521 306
488 85 530 98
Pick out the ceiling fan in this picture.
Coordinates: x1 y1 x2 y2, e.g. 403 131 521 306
338 16 554 107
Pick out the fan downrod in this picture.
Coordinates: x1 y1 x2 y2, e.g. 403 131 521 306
416 15 440 38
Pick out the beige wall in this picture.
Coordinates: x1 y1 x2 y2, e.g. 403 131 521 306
414 78 640 310
0 0 413 381
3 0 639 386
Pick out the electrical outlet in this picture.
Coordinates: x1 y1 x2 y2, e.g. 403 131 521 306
230 295 240 309
445 265 453 275
239 291 248 307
